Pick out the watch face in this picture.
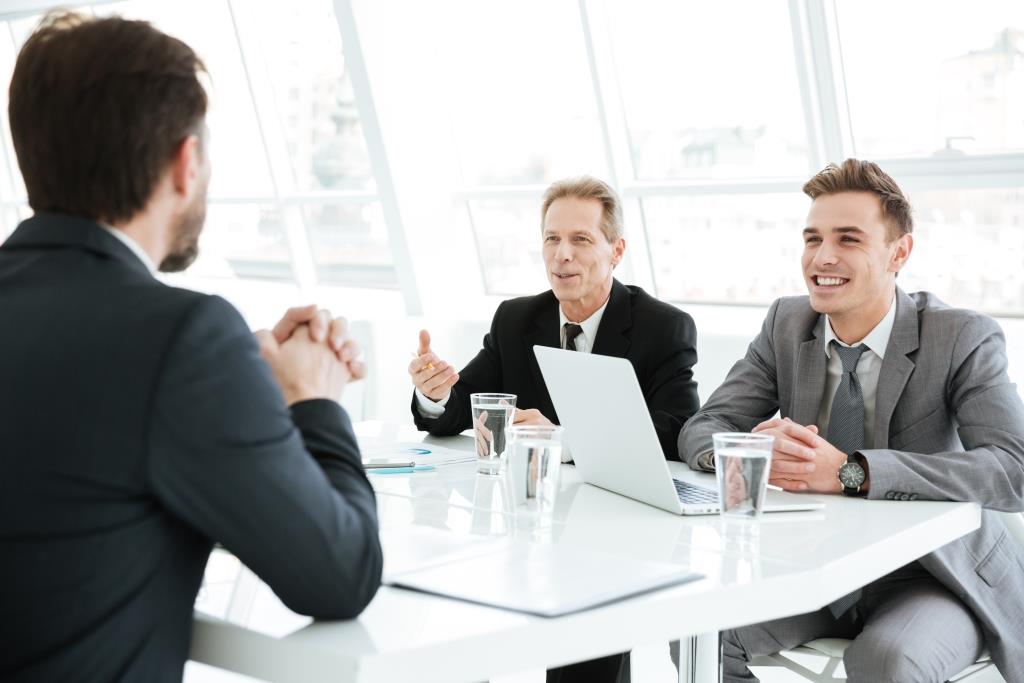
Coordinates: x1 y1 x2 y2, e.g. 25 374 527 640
839 462 866 488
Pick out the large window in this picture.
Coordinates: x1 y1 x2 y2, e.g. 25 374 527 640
644 193 808 305
607 0 810 180
900 186 1024 315
435 1 605 186
837 0 1024 158
0 0 407 304
3 1 1023 319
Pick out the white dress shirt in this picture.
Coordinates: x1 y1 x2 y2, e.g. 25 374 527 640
101 225 157 275
414 298 610 417
817 295 897 448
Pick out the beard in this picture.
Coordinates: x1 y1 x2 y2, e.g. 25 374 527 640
158 185 207 273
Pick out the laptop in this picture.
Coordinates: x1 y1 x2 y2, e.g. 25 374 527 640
534 346 824 516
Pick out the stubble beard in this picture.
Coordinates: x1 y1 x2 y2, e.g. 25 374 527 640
158 187 207 273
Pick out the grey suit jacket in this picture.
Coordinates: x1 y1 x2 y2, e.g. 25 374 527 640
679 288 1024 680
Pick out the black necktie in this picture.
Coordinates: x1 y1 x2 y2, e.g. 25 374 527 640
826 340 868 618
564 323 584 351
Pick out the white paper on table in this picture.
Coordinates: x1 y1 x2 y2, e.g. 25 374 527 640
361 442 476 467
387 541 702 617
379 525 515 581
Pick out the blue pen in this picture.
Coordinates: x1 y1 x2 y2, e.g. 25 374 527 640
367 465 436 475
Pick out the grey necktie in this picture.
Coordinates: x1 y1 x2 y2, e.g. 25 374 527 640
564 323 583 351
826 340 868 618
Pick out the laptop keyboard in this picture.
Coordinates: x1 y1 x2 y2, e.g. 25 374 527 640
673 479 719 504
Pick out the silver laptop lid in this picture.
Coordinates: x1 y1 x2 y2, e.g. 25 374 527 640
534 346 684 514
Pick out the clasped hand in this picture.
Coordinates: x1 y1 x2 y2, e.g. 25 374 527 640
255 304 366 405
752 417 846 494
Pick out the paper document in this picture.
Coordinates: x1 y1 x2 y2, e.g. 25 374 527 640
361 442 476 467
388 541 702 617
379 525 515 581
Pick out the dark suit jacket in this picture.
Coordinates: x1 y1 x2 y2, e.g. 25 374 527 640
412 279 699 459
0 213 383 683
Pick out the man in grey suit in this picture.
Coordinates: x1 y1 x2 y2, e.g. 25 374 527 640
680 159 1024 683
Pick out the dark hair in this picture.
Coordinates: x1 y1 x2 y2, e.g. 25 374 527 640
802 159 913 240
8 12 207 223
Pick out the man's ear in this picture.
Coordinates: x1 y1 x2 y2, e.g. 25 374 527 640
169 134 203 199
889 233 913 274
612 237 627 268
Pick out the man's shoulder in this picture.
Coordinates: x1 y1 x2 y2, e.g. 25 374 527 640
764 294 820 336
771 293 815 317
119 284 248 345
492 290 558 321
911 291 1000 339
620 283 693 326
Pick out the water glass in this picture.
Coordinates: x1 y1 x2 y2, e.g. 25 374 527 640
713 432 774 518
505 425 563 526
470 393 517 474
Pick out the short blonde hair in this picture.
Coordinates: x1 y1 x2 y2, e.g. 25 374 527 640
540 175 623 242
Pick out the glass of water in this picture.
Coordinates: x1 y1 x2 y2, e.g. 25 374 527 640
470 393 517 474
712 432 774 518
505 425 563 526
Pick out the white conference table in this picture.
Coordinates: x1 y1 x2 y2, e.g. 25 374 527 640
189 421 981 683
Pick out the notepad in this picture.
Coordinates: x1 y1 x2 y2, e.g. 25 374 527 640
387 541 702 617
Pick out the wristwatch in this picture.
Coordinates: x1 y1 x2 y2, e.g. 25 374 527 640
838 454 867 496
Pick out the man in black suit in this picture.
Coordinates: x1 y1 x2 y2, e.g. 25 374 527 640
409 176 699 462
408 176 699 683
0 13 381 683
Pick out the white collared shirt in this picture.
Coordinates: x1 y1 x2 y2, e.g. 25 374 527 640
101 225 157 275
415 296 611 417
558 297 608 353
816 294 898 448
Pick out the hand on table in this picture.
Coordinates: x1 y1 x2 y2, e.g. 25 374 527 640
752 417 846 493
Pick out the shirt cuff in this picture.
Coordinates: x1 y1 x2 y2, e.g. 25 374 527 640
414 388 450 418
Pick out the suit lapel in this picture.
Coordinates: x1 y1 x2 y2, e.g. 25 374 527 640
591 279 631 358
873 288 919 448
791 315 827 426
524 295 561 416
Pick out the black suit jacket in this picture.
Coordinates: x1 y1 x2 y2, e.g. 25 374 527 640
0 214 382 682
412 280 699 458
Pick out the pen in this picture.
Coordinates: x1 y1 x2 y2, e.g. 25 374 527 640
410 351 434 371
364 461 415 469
367 466 436 475
766 483 784 492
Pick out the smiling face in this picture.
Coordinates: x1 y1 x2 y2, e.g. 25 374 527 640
542 196 625 320
802 191 912 334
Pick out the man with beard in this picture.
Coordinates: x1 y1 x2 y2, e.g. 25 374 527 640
0 13 382 683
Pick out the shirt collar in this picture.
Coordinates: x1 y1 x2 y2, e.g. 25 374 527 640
824 294 897 359
101 225 158 275
559 296 610 344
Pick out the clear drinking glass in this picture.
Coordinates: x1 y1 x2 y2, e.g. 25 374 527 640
470 393 517 474
713 432 774 518
505 425 563 526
